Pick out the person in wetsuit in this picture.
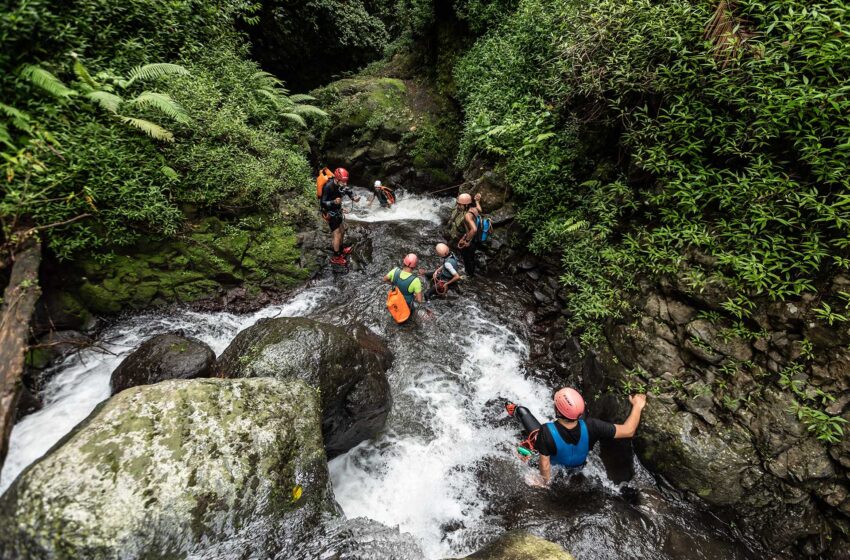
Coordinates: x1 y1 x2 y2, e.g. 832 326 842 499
448 192 483 278
424 243 461 301
368 180 394 208
534 388 646 484
321 168 359 265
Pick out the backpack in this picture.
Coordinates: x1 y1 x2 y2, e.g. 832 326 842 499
475 214 493 243
386 269 412 324
316 167 334 200
377 185 396 205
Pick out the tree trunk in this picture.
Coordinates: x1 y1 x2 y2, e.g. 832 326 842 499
0 235 42 472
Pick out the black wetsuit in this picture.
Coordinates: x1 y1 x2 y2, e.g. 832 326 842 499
535 418 616 457
321 178 355 232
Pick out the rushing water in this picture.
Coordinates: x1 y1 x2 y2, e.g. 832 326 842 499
1 191 757 559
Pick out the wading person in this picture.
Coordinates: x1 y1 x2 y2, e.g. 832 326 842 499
533 388 646 485
320 168 359 265
384 253 424 324
368 179 395 209
424 243 461 301
449 193 482 277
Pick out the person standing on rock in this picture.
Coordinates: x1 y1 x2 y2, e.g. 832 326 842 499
321 168 360 266
449 193 482 278
424 243 461 301
533 388 647 485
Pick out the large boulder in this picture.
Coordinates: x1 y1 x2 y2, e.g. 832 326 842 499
216 317 392 457
0 378 336 559
110 332 215 394
451 532 575 560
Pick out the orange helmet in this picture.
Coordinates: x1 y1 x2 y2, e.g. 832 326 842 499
554 388 585 420
403 253 418 268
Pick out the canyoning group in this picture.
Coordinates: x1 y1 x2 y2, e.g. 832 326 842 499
316 166 647 487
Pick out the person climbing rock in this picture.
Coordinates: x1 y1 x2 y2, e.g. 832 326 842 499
449 192 483 277
424 243 461 301
321 168 360 265
532 388 646 485
384 253 425 323
368 180 395 208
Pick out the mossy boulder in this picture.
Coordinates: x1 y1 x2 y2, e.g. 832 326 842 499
73 215 312 315
314 76 461 190
215 317 392 458
31 290 95 334
0 378 335 559
451 531 575 560
110 332 216 394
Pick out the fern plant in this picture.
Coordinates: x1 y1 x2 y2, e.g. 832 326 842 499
19 56 190 142
251 71 327 127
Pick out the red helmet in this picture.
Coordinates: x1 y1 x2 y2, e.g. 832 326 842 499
554 388 585 420
334 168 349 183
403 253 418 268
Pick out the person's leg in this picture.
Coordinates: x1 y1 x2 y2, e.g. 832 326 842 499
461 246 476 277
332 225 342 253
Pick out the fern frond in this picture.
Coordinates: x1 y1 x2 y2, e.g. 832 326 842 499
280 113 307 127
19 65 76 98
255 88 283 108
252 70 284 88
124 63 189 87
0 103 31 123
87 91 123 113
73 58 99 88
129 91 189 123
292 104 328 118
288 94 317 103
0 123 15 150
120 116 175 142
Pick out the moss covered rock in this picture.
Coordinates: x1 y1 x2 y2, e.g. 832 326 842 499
314 75 461 190
73 215 311 315
0 378 335 559
216 317 392 458
451 531 575 560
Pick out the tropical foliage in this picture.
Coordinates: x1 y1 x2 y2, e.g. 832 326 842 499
455 0 850 346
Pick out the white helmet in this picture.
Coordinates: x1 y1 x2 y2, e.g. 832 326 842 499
374 180 382 188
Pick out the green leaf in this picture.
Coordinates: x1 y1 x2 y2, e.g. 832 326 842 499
18 65 76 98
128 91 189 123
124 63 189 87
119 116 175 142
86 91 123 114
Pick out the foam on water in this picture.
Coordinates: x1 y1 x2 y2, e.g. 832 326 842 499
329 306 553 558
346 189 448 224
0 287 333 492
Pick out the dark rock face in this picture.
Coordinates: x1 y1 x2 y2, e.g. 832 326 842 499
584 280 850 558
110 332 215 394
215 317 392 458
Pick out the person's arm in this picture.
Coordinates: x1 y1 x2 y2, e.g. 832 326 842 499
538 454 552 483
474 193 483 213
383 268 395 283
443 262 460 286
367 193 375 207
614 394 647 439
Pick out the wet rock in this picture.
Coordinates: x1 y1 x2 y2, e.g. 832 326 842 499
685 319 753 363
0 378 335 559
110 332 215 394
31 290 96 334
450 531 575 560
14 386 41 420
768 439 835 481
296 517 425 559
635 397 759 506
215 317 392 457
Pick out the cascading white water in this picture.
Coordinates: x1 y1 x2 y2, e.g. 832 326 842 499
0 289 334 492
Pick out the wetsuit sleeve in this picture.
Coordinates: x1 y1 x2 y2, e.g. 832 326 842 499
585 418 616 447
535 427 554 456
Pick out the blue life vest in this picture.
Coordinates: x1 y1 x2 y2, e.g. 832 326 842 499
393 269 417 307
474 215 492 243
439 254 460 281
545 420 589 468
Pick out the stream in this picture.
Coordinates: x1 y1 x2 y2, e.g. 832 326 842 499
0 192 758 559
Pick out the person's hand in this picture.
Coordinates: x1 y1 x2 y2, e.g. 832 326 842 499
334 197 342 205
354 196 361 203
458 237 468 249
630 393 647 410
524 471 548 488
474 193 482 202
